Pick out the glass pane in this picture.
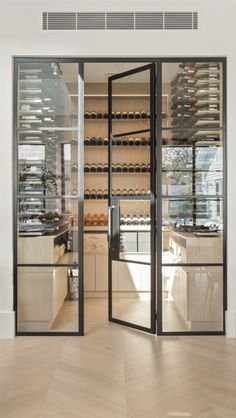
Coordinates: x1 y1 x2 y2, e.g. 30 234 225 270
17 266 79 332
17 198 78 264
18 138 78 196
162 199 223 263
112 260 151 328
162 129 223 146
17 62 78 128
119 199 151 263
111 69 151 137
162 266 223 332
162 145 223 197
162 62 223 129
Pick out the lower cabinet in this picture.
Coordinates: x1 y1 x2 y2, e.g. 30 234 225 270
84 253 150 293
18 267 68 332
84 253 108 292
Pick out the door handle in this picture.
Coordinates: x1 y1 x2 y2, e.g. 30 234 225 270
108 205 115 248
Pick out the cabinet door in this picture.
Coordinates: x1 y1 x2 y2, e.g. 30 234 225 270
84 254 96 291
95 254 108 291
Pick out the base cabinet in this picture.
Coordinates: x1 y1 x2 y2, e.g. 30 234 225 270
171 267 223 331
18 267 68 332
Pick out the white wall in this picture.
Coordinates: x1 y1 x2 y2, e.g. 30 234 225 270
0 0 235 337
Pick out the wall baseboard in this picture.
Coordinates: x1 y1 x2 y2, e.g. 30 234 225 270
0 311 15 339
226 310 236 338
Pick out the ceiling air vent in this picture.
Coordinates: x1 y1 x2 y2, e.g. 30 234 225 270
77 13 106 30
106 12 134 30
42 11 198 31
135 12 164 30
165 12 195 30
47 12 76 30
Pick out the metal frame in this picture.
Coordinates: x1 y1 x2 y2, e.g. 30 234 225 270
108 63 156 334
13 58 84 336
13 56 227 337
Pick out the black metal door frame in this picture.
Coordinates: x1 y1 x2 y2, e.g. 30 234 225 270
13 56 227 336
108 63 156 334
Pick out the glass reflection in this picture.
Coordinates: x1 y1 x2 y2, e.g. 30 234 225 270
18 266 79 332
162 199 223 264
162 266 223 332
17 198 78 265
112 260 151 328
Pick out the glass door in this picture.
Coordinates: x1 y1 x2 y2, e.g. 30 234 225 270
108 64 156 333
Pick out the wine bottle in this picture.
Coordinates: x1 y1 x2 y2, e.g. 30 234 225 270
147 163 151 173
115 164 122 173
134 163 141 172
128 189 135 196
121 163 128 172
122 137 128 146
121 189 128 196
128 164 135 173
112 165 116 172
97 137 103 145
115 138 122 146
141 164 148 172
115 189 122 196
122 112 128 119
103 189 108 199
134 137 141 146
103 164 109 173
116 112 122 119
97 190 103 199
90 111 97 119
93 213 99 226
90 136 97 145
141 137 147 146
97 112 103 119
135 111 141 119
99 213 106 226
128 112 134 119
90 189 97 199
140 189 147 196
96 164 103 172
141 111 147 119
84 137 90 146
84 164 90 172
126 214 132 225
84 213 93 226
103 137 109 145
134 189 140 196
84 189 90 199
103 112 108 119
128 137 134 146
139 214 145 225
90 164 97 172
84 112 90 119
112 112 115 119
132 214 139 225
120 214 125 225
145 215 151 225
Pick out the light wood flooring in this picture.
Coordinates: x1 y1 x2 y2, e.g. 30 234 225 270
1 298 236 418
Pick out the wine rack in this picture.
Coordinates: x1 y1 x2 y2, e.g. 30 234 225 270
83 81 169 230
169 62 222 144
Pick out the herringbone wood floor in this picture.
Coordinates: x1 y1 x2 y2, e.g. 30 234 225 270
0 298 236 418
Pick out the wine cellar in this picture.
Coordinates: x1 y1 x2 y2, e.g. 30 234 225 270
14 58 226 336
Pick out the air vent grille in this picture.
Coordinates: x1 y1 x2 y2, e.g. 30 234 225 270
106 12 134 30
42 11 198 31
48 12 76 30
165 12 193 30
77 13 105 30
135 12 163 30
